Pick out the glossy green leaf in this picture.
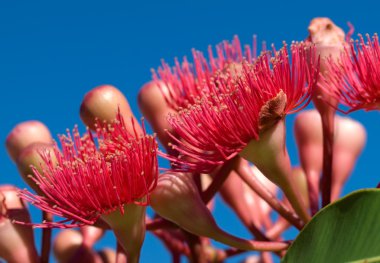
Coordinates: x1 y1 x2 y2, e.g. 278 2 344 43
282 189 380 263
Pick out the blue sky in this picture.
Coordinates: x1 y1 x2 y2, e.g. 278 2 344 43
0 1 379 262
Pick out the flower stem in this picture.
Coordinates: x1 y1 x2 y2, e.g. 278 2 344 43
211 228 289 252
306 170 320 215
321 111 335 207
183 231 207 263
266 217 290 240
236 162 304 230
152 228 190 257
201 155 240 204
146 218 176 231
41 211 53 263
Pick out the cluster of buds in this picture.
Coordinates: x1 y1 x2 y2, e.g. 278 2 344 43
0 16 375 263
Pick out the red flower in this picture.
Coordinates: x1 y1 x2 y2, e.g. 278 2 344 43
165 42 318 172
17 113 158 228
153 36 262 110
321 34 380 112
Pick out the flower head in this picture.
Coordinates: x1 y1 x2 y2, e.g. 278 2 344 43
17 113 158 228
153 36 262 110
165 42 318 173
321 34 380 112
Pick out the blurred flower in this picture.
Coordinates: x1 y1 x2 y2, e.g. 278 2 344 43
321 34 380 112
153 35 262 110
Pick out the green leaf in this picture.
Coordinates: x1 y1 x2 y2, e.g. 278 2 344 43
347 255 380 263
282 189 380 263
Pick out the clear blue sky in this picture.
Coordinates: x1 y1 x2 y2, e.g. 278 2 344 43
1 1 379 262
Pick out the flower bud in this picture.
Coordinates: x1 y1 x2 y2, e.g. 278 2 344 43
6 121 52 162
295 111 367 202
294 110 323 179
53 229 83 263
292 167 309 209
0 185 38 263
80 84 141 134
15 142 56 195
242 255 260 263
53 229 101 263
294 109 322 213
308 17 345 114
220 169 255 228
332 116 366 200
308 17 345 74
220 164 276 238
151 172 288 251
248 166 278 229
138 81 178 152
80 226 105 248
97 248 116 263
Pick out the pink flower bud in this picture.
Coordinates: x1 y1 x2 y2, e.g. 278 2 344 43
80 226 105 248
294 110 323 178
332 116 366 200
53 229 101 263
151 172 288 251
242 255 261 263
53 229 83 263
0 185 38 263
308 17 346 113
294 109 323 213
80 84 141 134
6 121 52 162
292 167 309 209
295 110 367 201
308 17 345 73
138 81 178 151
220 169 258 231
97 248 116 263
15 142 56 195
248 166 278 229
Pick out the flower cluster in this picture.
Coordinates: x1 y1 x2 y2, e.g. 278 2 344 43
165 42 319 172
3 16 379 263
17 113 158 228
